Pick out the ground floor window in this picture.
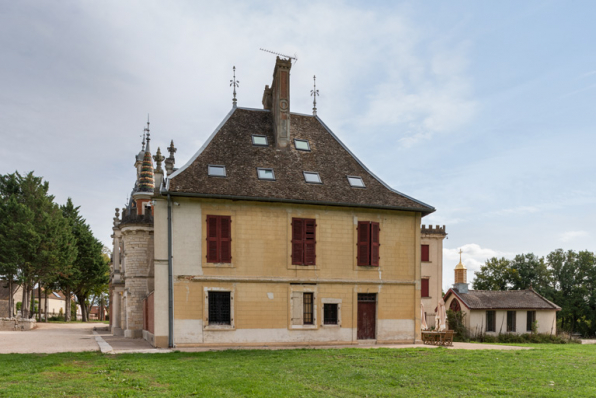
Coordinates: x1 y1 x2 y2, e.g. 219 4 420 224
527 310 536 332
303 293 314 325
486 310 496 332
208 291 231 325
507 311 516 332
324 303 339 325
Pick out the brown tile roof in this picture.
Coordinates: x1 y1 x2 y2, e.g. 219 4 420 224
445 288 561 310
166 108 434 214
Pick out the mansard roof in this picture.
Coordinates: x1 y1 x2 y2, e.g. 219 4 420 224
445 288 561 311
166 107 435 215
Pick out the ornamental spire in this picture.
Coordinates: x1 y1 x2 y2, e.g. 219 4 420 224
144 114 151 154
311 75 319 116
230 66 239 108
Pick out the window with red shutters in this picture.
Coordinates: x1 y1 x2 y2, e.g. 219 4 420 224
291 218 316 265
421 278 430 297
206 215 232 263
421 244 430 262
357 221 380 266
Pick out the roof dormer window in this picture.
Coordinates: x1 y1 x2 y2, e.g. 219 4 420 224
303 171 322 184
347 176 365 188
294 139 311 151
252 135 269 146
208 165 227 177
257 168 275 180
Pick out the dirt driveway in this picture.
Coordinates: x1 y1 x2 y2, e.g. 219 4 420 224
0 322 99 354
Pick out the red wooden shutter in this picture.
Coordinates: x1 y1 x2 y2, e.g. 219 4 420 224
371 222 380 267
206 215 219 263
421 244 430 262
421 278 429 297
291 218 304 265
219 216 232 263
357 221 370 266
304 219 316 265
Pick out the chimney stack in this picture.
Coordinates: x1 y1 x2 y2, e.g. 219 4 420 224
263 57 292 148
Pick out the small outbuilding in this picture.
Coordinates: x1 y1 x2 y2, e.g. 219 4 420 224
443 252 560 336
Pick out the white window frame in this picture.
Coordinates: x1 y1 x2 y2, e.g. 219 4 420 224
347 176 366 188
204 287 235 330
303 171 322 184
257 168 276 181
289 285 317 330
294 139 311 151
321 298 342 327
208 164 227 178
252 135 269 146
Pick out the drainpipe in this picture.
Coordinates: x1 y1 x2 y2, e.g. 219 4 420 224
167 193 174 348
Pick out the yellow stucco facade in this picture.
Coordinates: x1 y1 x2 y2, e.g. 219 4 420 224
151 197 422 347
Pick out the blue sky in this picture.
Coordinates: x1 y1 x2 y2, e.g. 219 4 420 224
1 1 594 290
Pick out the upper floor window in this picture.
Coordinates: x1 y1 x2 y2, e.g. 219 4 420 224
257 168 275 180
206 215 231 263
347 176 365 188
357 221 380 266
421 244 430 262
303 171 322 184
252 135 268 146
421 278 430 298
291 218 316 266
294 139 311 151
208 165 226 177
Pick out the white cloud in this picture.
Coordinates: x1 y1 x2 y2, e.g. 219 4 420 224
442 244 515 292
560 230 588 243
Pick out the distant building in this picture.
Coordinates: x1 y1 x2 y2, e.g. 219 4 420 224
443 255 560 336
420 225 447 328
110 57 439 347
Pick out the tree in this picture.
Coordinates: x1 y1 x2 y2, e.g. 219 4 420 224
60 198 109 322
472 257 514 290
509 253 551 293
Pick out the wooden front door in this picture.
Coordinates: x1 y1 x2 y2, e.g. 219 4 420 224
357 293 376 340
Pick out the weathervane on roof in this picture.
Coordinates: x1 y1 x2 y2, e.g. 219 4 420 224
259 48 298 62
230 66 239 108
311 75 319 116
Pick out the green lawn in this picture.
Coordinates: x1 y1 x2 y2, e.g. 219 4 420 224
0 345 595 397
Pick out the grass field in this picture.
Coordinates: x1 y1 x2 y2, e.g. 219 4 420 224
0 345 595 397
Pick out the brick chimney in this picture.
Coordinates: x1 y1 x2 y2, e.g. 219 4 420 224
262 57 291 148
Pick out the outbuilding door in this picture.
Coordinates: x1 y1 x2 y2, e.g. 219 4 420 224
357 293 376 340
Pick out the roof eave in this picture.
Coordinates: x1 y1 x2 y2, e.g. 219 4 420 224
161 191 434 215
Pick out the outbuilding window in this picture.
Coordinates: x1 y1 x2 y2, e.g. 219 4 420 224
357 221 380 266
486 310 496 332
507 311 516 332
206 215 232 263
527 311 536 332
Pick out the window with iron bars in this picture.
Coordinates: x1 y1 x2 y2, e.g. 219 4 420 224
208 291 231 325
303 293 314 325
324 303 339 325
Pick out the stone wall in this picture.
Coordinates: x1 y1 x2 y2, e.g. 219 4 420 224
0 317 36 331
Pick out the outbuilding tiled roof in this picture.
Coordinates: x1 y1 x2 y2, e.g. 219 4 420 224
445 288 561 310
166 108 434 214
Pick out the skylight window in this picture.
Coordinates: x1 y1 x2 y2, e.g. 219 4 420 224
347 176 366 188
294 139 311 151
257 168 275 180
252 135 269 146
303 171 322 184
53 292 61 298
208 165 226 177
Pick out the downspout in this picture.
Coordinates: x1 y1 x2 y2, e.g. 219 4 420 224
167 193 174 348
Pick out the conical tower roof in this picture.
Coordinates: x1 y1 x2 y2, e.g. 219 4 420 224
138 151 154 192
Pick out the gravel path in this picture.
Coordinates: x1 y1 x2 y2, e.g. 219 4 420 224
0 322 99 354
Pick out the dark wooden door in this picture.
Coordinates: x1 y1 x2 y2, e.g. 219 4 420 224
357 300 376 340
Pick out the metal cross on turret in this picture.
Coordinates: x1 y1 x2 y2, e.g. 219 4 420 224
144 115 151 154
230 66 239 108
311 75 319 116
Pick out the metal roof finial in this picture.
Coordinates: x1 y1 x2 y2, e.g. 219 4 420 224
230 66 239 108
311 75 319 116
144 114 151 154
